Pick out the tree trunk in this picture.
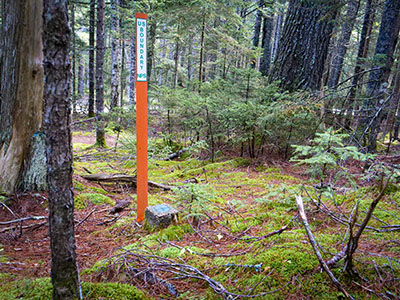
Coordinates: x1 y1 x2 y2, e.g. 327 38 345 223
269 0 339 91
271 10 283 62
260 16 273 76
78 58 84 97
88 0 95 117
129 28 136 105
71 3 76 113
173 25 180 89
96 0 106 147
42 1 82 299
363 0 400 152
187 34 194 81
147 18 157 85
0 0 44 195
251 0 264 69
199 13 206 92
328 0 360 89
344 0 376 129
110 0 121 110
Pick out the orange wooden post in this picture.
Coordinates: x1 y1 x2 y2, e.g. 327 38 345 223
136 13 148 222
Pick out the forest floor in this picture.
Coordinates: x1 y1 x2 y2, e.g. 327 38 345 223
0 126 399 299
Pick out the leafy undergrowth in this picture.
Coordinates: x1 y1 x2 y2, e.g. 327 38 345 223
0 132 399 299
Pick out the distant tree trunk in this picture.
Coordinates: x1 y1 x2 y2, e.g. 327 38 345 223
363 0 400 152
78 58 84 97
120 39 126 106
328 0 360 89
147 19 157 85
129 30 136 105
70 3 77 113
344 0 376 128
0 0 45 195
42 1 82 299
88 0 95 117
110 0 121 110
271 10 283 62
199 13 206 92
251 0 264 69
173 25 180 89
270 0 339 91
260 16 273 76
96 0 106 147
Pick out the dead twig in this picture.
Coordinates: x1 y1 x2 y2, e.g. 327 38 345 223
76 208 97 228
0 215 47 226
296 195 354 300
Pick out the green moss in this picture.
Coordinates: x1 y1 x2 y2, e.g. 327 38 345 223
156 224 192 242
73 180 86 192
0 277 148 300
88 186 108 195
75 193 115 209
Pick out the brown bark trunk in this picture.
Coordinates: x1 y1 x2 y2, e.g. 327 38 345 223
0 0 44 195
43 0 82 299
88 0 95 117
96 0 106 147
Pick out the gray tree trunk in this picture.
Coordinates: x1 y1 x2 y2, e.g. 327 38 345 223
328 0 360 89
96 0 106 147
363 0 400 152
271 11 283 62
42 0 82 299
270 0 339 91
129 32 136 106
260 16 274 76
88 0 95 117
110 0 121 110
78 58 84 97
251 0 264 69
0 0 45 195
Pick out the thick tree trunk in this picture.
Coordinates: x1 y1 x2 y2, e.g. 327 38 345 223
260 16 273 76
344 0 376 128
110 0 121 110
0 0 44 195
271 11 283 62
328 0 360 89
270 0 339 91
363 0 400 152
42 1 82 299
96 0 106 147
88 0 95 117
251 0 264 69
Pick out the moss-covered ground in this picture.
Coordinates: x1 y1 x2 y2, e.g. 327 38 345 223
0 132 399 299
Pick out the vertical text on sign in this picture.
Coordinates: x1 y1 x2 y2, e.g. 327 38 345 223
136 18 147 82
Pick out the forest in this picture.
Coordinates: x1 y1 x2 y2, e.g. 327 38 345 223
0 0 400 299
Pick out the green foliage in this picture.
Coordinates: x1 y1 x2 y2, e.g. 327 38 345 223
291 127 374 185
75 193 115 209
173 183 215 220
0 277 148 300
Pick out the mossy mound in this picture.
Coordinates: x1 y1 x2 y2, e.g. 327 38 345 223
75 193 115 209
0 277 148 299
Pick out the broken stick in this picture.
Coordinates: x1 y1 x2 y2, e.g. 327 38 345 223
296 195 354 300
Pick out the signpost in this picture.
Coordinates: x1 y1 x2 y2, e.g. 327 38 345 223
135 13 148 222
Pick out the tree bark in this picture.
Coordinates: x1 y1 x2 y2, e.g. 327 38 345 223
96 0 106 147
363 0 400 152
147 18 157 85
271 9 283 62
328 0 360 89
110 0 121 110
0 0 44 195
42 0 82 299
251 0 264 69
129 32 136 106
269 0 339 92
260 16 273 76
78 58 84 97
344 0 376 128
88 0 95 117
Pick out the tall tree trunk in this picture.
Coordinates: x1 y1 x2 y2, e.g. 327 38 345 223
43 1 82 299
270 0 339 91
363 0 400 152
260 16 273 76
271 10 283 62
78 58 84 97
96 0 106 147
344 0 376 128
129 29 136 105
88 0 95 117
173 25 180 89
199 13 206 92
187 34 194 81
0 0 45 194
110 0 121 110
71 3 76 113
328 0 360 89
251 0 264 69
147 18 157 85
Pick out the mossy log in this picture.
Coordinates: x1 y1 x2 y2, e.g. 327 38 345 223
81 173 175 191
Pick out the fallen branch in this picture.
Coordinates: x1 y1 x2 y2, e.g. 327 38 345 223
0 221 47 233
81 173 176 191
296 195 354 300
0 215 47 226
